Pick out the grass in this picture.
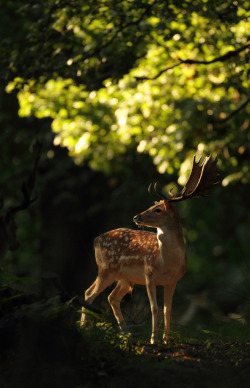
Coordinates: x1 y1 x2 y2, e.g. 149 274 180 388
173 321 250 343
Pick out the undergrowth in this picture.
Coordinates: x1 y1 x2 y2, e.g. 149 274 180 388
78 307 250 360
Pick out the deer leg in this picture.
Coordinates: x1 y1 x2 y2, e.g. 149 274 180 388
145 273 158 344
163 283 176 343
85 280 96 299
108 280 130 329
80 269 115 325
80 280 97 323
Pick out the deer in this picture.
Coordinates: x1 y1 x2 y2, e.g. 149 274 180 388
81 155 220 344
0 141 41 262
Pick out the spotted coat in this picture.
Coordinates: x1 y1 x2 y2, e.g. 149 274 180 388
95 228 160 270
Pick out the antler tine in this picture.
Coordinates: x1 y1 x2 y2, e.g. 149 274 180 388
197 155 202 163
148 182 167 201
154 182 167 200
148 182 162 200
168 187 174 197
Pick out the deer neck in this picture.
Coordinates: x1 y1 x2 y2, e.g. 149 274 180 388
157 221 185 264
157 225 184 247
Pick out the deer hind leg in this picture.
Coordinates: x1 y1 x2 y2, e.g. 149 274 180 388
108 280 130 329
163 283 176 343
84 280 96 299
80 269 115 325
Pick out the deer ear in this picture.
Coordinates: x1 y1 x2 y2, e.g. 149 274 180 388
164 201 170 210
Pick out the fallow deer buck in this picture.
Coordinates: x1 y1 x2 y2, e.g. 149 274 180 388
0 141 41 261
81 155 220 343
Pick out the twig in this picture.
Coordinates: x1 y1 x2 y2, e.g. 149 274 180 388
135 63 180 81
218 96 250 124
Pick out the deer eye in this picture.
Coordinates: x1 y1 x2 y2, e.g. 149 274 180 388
154 208 161 213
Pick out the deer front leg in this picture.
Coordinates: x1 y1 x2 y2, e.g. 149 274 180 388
145 273 158 344
163 283 176 343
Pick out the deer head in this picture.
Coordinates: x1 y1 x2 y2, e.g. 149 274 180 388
134 155 220 232
133 201 180 231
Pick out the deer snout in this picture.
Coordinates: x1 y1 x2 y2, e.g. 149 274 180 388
133 214 142 224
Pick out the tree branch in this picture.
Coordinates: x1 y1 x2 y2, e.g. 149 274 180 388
218 96 250 124
135 42 250 81
179 42 250 65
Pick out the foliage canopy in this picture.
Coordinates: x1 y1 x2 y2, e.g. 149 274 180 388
2 0 249 185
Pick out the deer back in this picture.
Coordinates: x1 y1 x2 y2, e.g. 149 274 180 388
94 228 160 270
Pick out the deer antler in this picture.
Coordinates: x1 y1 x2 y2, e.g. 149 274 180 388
148 182 167 201
10 140 42 214
149 155 220 203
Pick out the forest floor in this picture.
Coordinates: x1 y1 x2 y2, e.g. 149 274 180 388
131 339 250 388
1 333 250 388
0 291 249 388
1 313 250 387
